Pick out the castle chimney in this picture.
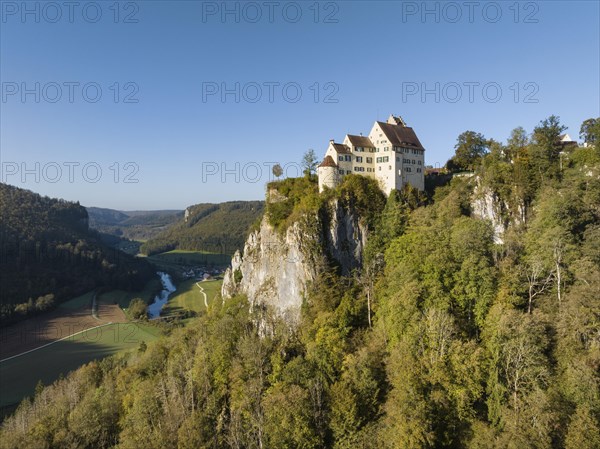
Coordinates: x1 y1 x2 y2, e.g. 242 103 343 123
330 139 334 145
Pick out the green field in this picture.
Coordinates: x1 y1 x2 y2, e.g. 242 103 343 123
164 279 223 316
0 279 163 415
147 250 231 270
57 290 96 310
99 276 162 309
0 322 160 410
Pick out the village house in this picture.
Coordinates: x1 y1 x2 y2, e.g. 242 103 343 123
317 114 426 194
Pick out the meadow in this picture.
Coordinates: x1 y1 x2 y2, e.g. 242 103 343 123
0 280 163 415
147 250 231 271
0 322 160 411
163 278 223 316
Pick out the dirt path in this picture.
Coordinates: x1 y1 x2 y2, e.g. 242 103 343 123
195 282 208 309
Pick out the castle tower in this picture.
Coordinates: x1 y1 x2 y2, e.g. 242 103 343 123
317 155 339 192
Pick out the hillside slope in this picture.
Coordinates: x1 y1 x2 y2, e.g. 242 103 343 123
0 184 156 325
140 201 264 255
86 207 183 241
2 117 599 448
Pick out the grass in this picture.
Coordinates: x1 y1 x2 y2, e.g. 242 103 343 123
148 250 231 269
163 279 223 316
58 290 96 310
99 277 162 309
0 322 160 410
0 278 164 415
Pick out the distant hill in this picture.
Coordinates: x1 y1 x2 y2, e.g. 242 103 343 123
0 184 156 325
140 201 264 256
86 207 183 241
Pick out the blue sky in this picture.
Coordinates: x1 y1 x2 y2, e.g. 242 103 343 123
1 0 599 210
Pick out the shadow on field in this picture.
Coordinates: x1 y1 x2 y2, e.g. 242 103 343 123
0 322 155 419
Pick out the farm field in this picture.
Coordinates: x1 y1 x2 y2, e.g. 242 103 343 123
98 276 162 309
0 322 160 410
0 291 126 361
163 278 223 316
0 279 163 414
147 250 231 271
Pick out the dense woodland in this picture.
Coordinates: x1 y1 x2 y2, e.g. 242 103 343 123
1 116 599 448
140 201 264 256
86 207 183 242
0 184 156 326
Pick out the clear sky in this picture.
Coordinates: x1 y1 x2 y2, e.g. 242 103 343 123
1 0 599 210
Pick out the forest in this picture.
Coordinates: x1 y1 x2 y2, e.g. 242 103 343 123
1 116 598 448
0 184 156 326
140 201 264 256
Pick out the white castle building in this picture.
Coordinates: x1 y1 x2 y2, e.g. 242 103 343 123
317 114 426 194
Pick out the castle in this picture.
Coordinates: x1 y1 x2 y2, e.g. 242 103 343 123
317 114 426 194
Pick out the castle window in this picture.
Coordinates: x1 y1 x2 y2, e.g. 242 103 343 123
378 166 381 171
346 170 351 175
367 157 372 163
396 156 400 162
356 156 363 163
339 169 344 174
412 160 416 164
418 160 422 165
345 155 351 161
338 156 343 161
417 168 422 173
406 167 412 172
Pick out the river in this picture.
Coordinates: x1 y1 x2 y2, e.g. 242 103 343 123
147 272 177 319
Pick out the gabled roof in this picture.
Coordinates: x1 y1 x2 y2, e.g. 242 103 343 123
319 155 338 168
558 134 575 142
376 121 425 150
347 134 374 148
332 143 351 154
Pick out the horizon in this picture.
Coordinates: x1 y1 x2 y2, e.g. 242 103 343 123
1 1 599 209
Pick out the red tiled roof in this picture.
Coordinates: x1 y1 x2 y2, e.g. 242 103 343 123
332 143 351 154
347 135 374 148
377 122 425 150
319 155 338 168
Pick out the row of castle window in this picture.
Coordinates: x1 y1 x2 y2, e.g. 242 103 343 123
335 166 423 176
352 146 424 155
339 154 422 165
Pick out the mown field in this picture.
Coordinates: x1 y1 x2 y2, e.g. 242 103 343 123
0 322 160 410
163 278 223 316
98 276 162 309
147 250 231 271
0 279 163 414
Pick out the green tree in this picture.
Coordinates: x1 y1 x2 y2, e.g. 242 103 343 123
565 405 600 449
447 131 489 172
579 117 600 145
127 297 147 320
272 163 284 179
302 149 319 177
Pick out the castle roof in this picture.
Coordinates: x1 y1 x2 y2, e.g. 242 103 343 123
347 134 374 148
377 121 425 150
319 155 338 168
331 143 351 154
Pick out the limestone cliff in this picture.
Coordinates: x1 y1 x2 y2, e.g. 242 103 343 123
222 199 368 323
471 177 526 244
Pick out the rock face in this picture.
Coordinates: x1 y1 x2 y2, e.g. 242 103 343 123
471 179 526 244
222 199 368 323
